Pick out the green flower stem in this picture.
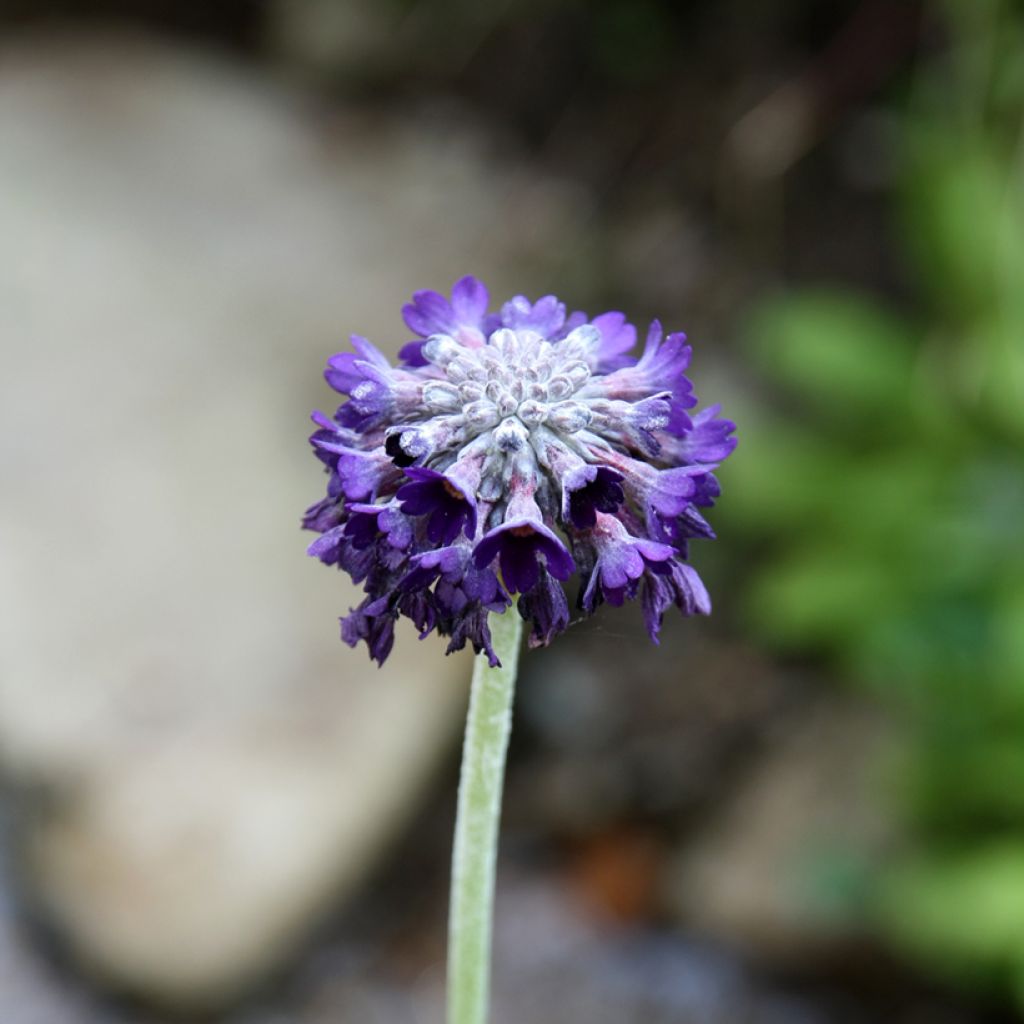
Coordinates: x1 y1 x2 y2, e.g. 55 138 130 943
447 608 523 1024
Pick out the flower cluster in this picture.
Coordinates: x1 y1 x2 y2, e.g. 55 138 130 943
304 277 736 665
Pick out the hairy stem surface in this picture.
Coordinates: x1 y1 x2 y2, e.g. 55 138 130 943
446 609 523 1024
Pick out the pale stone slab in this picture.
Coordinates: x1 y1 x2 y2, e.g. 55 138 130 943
0 30 577 1009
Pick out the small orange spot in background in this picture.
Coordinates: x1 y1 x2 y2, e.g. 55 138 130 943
571 827 665 923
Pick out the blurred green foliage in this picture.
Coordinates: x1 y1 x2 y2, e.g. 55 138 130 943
722 0 1024 1003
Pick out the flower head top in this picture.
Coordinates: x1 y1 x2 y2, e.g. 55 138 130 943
305 276 736 665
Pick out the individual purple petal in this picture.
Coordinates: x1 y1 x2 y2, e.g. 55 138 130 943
585 320 695 435
342 505 382 549
398 340 430 367
402 289 457 337
588 311 637 370
399 544 466 591
640 323 696 431
306 525 346 564
344 503 414 551
586 394 675 457
450 275 490 325
518 568 570 648
580 514 675 611
328 346 431 431
473 519 575 594
445 604 501 667
641 561 710 642
646 465 716 517
671 561 711 615
324 335 391 393
499 294 567 337
463 563 510 610
397 587 437 638
309 426 401 502
302 495 344 533
651 501 715 542
563 464 625 529
402 276 491 357
330 448 397 501
557 309 589 339
670 405 738 464
340 596 397 666
378 506 414 549
306 520 381 581
396 467 478 545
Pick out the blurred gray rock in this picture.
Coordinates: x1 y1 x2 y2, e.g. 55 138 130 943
0 806 119 1024
0 28 585 1011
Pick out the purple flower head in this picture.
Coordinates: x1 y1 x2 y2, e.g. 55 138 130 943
305 277 735 663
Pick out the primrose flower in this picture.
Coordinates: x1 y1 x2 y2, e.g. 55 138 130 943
304 276 736 665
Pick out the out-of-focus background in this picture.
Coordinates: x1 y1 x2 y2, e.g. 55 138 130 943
1 0 1022 1021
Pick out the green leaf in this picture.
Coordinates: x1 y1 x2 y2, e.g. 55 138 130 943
877 844 1024 987
901 141 1024 319
746 546 902 651
747 291 916 417
993 580 1024 697
975 314 1024 439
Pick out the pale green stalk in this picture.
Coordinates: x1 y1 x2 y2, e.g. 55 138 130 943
446 609 523 1024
